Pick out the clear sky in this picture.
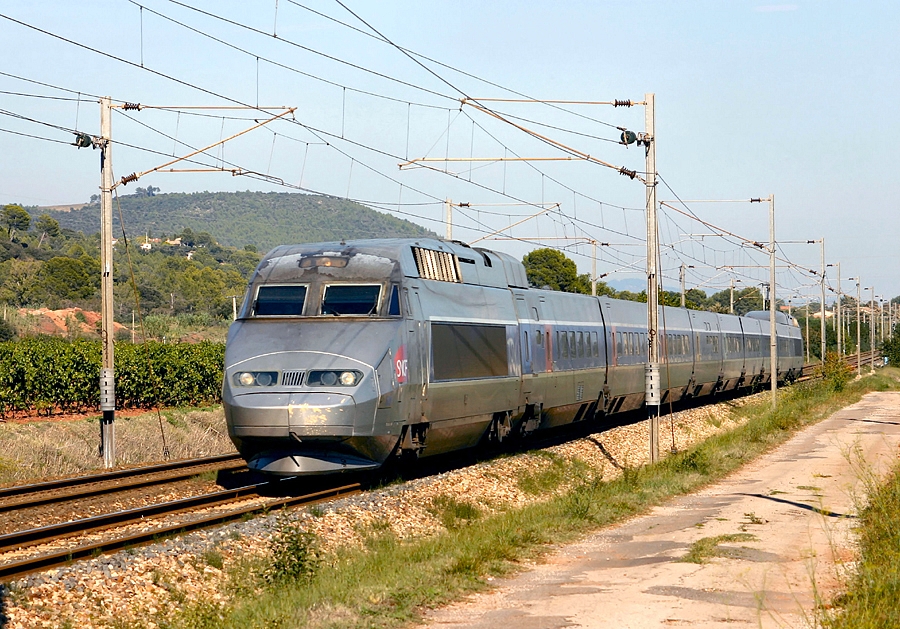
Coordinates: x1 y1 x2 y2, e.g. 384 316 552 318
1 0 898 303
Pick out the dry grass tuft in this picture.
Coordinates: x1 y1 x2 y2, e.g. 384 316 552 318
0 406 234 485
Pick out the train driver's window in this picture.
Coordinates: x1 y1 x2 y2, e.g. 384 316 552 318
388 285 401 316
321 284 381 315
254 285 307 316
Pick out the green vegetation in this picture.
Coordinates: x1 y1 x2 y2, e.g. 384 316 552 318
0 202 255 322
262 516 323 585
428 495 483 530
825 453 900 628
1 192 435 334
0 337 224 416
680 533 758 564
148 370 898 629
36 190 434 253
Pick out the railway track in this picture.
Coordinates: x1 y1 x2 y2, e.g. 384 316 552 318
797 349 880 381
0 452 245 513
0 482 360 582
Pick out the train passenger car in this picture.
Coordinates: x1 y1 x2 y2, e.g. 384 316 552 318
224 238 805 476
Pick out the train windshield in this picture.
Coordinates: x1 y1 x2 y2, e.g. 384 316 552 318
254 285 307 316
321 284 381 315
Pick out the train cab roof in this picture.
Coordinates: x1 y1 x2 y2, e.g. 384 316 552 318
255 238 530 289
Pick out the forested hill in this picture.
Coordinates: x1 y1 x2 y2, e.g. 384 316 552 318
39 191 435 251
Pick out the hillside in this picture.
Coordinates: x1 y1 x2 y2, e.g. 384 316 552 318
38 191 435 252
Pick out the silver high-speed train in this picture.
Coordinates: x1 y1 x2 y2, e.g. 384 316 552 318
223 238 803 475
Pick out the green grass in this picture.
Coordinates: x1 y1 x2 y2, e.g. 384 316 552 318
681 533 758 564
824 438 900 627
144 370 899 629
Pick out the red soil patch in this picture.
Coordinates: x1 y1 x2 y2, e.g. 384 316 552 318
18 307 128 338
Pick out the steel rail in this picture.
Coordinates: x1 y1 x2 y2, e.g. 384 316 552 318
0 477 291 552
0 483 361 582
0 459 246 515
0 453 243 501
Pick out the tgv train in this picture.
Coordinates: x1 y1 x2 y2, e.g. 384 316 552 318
223 238 804 475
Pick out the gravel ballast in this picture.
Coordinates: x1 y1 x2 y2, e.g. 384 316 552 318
0 396 757 628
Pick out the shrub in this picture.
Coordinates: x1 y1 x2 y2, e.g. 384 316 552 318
0 319 14 342
0 338 224 416
263 516 322 584
820 351 853 391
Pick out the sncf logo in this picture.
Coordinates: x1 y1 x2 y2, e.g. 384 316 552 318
395 345 408 383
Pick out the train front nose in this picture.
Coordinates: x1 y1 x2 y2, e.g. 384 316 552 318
224 361 380 475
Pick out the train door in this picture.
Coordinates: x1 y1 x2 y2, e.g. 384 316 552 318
514 296 532 377
402 287 426 424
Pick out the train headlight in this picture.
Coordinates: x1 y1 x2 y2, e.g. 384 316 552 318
307 370 362 387
320 371 338 386
238 372 255 386
233 371 278 387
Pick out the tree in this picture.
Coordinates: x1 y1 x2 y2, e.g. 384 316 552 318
3 204 31 238
522 248 590 294
35 256 99 302
0 259 41 306
35 214 61 239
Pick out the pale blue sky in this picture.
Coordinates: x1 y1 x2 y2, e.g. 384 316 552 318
1 1 898 302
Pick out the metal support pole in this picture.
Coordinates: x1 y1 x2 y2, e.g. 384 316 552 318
644 93 660 464
680 263 686 308
445 198 452 240
857 282 862 376
836 262 841 356
591 240 597 297
881 298 885 344
805 302 810 363
820 239 826 360
871 287 876 373
769 195 777 408
99 96 116 468
729 278 734 315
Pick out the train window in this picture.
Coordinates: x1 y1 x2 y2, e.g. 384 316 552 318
569 331 576 357
388 285 401 316
321 284 381 315
536 329 543 346
532 307 540 321
592 332 599 357
615 332 622 357
254 285 307 316
431 323 508 381
577 332 584 357
524 331 531 363
560 331 568 358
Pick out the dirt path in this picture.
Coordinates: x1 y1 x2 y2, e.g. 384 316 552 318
422 391 900 629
